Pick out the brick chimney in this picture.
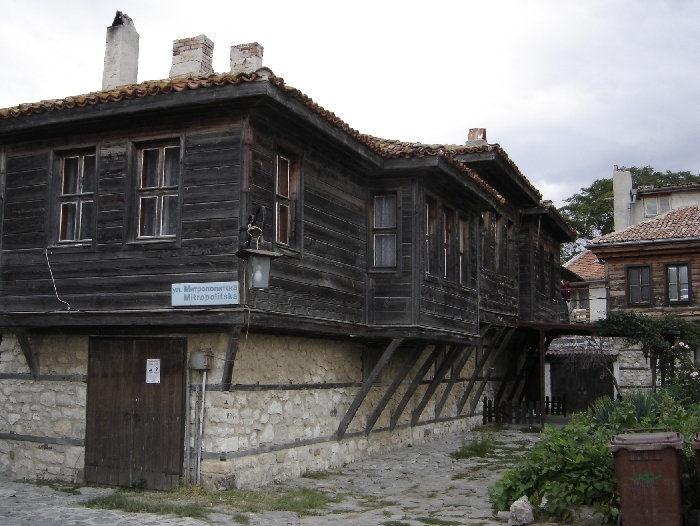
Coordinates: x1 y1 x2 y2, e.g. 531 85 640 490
467 128 487 143
230 42 263 75
102 11 139 91
170 35 214 78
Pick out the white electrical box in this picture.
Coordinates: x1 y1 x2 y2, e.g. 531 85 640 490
189 351 211 370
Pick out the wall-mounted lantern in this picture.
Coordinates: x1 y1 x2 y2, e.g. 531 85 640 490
236 247 281 289
236 206 281 290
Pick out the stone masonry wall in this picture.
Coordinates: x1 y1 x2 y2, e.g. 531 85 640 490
614 337 654 393
194 333 487 488
0 331 492 488
0 334 87 482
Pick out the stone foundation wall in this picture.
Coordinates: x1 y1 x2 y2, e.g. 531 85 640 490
614 338 653 393
0 334 87 482
194 334 488 488
0 331 492 488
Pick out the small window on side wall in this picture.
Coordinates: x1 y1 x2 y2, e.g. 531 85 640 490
275 154 301 249
59 152 96 242
627 266 651 304
667 264 690 303
137 144 180 239
372 194 397 267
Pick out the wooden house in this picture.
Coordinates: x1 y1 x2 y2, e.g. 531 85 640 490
0 16 575 489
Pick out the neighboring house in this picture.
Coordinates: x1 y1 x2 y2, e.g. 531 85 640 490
0 15 576 489
548 167 700 413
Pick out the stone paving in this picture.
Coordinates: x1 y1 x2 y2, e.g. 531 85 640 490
0 425 544 526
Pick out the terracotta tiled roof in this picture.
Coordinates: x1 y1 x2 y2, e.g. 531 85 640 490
565 250 604 280
1 69 505 203
589 206 700 245
369 137 542 201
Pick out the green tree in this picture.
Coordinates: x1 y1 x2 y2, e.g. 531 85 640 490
560 166 700 262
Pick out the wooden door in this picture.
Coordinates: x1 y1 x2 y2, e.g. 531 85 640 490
85 338 186 490
550 358 614 413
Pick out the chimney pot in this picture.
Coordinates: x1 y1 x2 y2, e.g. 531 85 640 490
170 34 214 78
102 12 139 90
467 128 487 143
230 42 263 75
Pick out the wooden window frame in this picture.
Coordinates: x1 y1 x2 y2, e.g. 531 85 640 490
425 196 439 276
458 216 471 287
135 142 181 240
274 153 301 250
57 151 96 244
666 263 691 304
627 265 651 305
371 193 398 268
644 194 671 217
442 209 455 280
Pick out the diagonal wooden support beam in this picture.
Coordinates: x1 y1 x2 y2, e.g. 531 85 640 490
13 329 38 379
455 327 500 414
507 335 539 402
389 345 443 430
410 345 461 426
364 345 423 436
337 338 403 439
466 328 516 414
434 345 473 419
221 327 241 391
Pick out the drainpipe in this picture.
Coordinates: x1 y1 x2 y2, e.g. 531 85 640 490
196 369 207 485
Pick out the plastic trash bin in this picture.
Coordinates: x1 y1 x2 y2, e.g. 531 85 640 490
609 431 683 526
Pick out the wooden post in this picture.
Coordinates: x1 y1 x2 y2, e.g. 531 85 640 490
539 328 546 428
364 345 422 436
389 345 442 430
337 338 403 439
221 327 241 391
14 329 38 378
411 345 460 426
434 346 473 419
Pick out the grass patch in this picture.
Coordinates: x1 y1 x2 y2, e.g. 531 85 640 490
84 492 209 520
451 432 496 459
232 513 251 524
382 522 411 526
30 479 83 495
84 484 344 520
416 518 462 525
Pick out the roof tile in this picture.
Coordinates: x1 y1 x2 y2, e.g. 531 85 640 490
590 206 700 244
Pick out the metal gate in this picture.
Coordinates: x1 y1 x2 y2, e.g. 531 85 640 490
85 338 186 490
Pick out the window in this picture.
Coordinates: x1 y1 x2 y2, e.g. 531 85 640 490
667 264 690 303
275 154 301 248
137 144 180 238
496 217 511 273
425 197 439 274
59 152 96 242
372 194 397 267
627 266 651 304
458 217 471 286
442 210 455 279
644 195 671 217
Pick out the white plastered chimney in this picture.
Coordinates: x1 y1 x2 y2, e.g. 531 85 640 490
102 12 139 90
230 43 264 75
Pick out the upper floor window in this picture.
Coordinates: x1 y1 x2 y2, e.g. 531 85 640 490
59 152 96 242
667 264 690 303
425 197 439 275
372 194 397 267
458 217 471 286
137 144 180 238
275 154 301 248
644 195 671 217
442 210 455 279
627 265 651 304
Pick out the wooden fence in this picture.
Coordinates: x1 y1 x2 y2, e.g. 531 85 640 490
482 396 566 425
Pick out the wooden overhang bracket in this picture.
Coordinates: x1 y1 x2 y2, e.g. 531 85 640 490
13 329 39 379
389 344 442 431
220 327 241 391
411 344 461 426
364 344 422 437
336 338 403 440
434 345 473 419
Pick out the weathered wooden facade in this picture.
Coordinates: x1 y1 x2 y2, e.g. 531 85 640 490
0 19 575 489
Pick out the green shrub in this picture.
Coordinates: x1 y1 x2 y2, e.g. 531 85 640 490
489 391 700 524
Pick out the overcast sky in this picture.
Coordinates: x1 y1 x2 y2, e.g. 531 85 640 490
1 0 698 206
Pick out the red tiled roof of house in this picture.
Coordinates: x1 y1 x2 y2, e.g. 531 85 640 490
589 206 700 245
0 70 505 203
565 250 604 280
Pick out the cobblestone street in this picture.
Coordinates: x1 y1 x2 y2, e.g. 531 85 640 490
0 425 543 526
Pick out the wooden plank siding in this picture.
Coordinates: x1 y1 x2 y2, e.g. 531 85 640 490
0 124 243 315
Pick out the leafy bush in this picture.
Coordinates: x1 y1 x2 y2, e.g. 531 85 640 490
489 391 700 524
